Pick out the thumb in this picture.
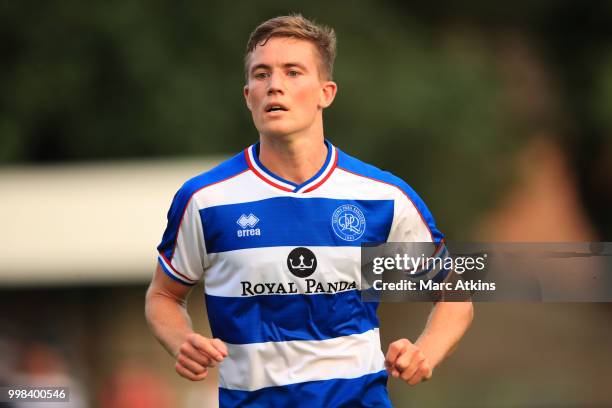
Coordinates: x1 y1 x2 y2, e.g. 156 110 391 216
211 338 228 357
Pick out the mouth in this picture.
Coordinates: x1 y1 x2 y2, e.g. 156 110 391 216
264 103 289 113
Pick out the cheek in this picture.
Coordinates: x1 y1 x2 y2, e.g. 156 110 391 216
247 84 264 107
295 86 322 110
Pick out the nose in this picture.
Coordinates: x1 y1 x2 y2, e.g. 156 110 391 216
267 72 285 95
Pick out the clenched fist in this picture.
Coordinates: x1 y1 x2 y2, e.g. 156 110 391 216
385 338 433 386
174 332 228 381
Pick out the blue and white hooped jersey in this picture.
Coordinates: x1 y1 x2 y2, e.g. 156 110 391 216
157 140 444 408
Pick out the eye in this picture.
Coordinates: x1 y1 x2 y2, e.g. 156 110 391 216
253 71 269 79
287 70 301 77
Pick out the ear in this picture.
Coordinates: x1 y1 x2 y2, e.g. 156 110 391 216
318 81 338 109
243 85 252 111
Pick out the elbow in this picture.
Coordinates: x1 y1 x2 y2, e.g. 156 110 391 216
144 284 157 326
464 300 474 327
144 282 188 321
144 284 167 327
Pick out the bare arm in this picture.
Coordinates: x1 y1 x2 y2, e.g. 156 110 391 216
385 300 473 386
145 264 194 356
145 264 227 381
416 300 473 367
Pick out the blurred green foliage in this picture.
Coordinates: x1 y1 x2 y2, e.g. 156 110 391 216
1 1 611 238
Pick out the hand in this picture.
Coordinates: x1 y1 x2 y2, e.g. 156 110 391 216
384 338 433 386
174 332 228 381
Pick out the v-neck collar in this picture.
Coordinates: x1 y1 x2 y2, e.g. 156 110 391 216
244 140 338 193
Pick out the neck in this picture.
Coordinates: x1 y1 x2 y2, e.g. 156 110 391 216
258 133 328 185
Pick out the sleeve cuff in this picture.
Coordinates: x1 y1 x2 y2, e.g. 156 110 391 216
158 254 197 286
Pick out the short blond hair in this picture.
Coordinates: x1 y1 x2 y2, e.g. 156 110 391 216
245 14 337 80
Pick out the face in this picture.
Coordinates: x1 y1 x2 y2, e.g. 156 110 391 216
244 37 337 139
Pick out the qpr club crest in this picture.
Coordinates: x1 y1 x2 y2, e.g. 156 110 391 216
331 204 366 241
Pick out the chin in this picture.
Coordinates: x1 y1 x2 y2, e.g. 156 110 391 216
260 124 299 138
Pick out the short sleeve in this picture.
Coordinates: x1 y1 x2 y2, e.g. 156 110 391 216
387 181 444 244
156 185 207 286
388 181 449 282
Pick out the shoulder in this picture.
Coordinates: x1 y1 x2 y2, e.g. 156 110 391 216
335 147 422 203
336 147 443 241
173 150 249 206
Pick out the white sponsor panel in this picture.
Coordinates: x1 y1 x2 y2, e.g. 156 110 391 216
205 246 363 297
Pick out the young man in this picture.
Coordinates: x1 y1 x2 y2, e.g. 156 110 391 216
145 15 473 408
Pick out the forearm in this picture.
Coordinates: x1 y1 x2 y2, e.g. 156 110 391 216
415 301 473 368
145 287 194 358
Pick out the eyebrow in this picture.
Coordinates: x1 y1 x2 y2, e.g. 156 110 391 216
250 62 309 74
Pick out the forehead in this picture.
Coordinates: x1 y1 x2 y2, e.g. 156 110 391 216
247 37 321 70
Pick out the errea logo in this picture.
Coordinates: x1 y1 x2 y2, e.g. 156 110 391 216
237 213 259 228
236 213 261 238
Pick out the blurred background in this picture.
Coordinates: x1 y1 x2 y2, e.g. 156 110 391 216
1 1 611 407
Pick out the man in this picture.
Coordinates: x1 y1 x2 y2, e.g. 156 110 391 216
145 14 473 407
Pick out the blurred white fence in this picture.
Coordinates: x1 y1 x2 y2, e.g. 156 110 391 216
0 158 222 286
